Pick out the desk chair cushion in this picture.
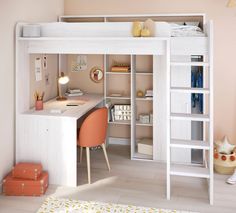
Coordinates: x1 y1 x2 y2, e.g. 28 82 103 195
78 107 108 148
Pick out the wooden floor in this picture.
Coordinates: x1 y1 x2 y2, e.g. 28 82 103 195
0 145 236 213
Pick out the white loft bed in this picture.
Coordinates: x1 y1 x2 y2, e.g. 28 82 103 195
15 14 214 204
16 20 211 55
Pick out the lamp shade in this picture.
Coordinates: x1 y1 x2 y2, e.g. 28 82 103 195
58 72 69 84
227 0 236 7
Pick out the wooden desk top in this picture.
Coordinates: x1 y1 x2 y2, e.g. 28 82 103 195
23 94 104 119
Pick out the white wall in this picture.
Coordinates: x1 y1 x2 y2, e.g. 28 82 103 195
0 0 64 184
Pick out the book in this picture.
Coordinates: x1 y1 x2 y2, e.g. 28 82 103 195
111 66 130 72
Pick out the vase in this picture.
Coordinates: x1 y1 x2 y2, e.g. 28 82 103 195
35 100 43 110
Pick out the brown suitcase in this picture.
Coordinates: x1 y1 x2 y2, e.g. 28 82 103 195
3 172 48 196
12 162 42 180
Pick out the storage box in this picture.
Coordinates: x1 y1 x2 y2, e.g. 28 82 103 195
139 114 150 124
12 163 42 180
137 138 153 155
3 172 48 196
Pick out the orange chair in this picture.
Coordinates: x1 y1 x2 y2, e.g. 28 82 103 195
77 107 111 184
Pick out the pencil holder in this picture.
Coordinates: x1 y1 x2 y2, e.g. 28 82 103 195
35 100 43 110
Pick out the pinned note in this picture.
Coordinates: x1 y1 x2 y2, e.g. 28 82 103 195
35 57 42 81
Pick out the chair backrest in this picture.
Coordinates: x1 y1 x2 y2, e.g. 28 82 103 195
79 107 108 147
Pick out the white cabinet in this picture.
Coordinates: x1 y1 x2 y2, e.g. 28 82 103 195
16 114 77 186
170 56 192 163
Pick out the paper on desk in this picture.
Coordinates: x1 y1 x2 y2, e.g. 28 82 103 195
35 57 42 81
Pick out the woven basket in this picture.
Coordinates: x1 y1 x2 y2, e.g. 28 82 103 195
214 150 236 175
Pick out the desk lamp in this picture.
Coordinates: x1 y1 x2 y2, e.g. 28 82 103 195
57 72 69 101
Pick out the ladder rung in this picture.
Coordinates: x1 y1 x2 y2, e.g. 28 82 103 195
171 62 209 67
170 164 210 179
170 87 210 94
170 139 210 150
170 113 210 122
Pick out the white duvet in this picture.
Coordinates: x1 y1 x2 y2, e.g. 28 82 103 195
171 24 205 37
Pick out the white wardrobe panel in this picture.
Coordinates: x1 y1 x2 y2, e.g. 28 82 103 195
170 56 191 163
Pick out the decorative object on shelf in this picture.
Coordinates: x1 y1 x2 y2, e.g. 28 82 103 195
132 21 142 37
65 88 84 97
141 27 151 37
137 90 144 97
23 24 41 37
34 91 44 110
139 114 150 124
109 93 123 97
145 89 153 98
111 61 130 72
90 67 104 83
214 136 236 175
144 19 155 37
137 138 153 156
109 104 131 122
57 72 70 101
227 0 236 7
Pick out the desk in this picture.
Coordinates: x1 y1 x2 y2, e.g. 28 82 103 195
16 94 104 187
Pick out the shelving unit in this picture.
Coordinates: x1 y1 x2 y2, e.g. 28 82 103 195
105 55 132 144
131 55 154 161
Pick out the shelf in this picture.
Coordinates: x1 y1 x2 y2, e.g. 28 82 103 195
132 152 153 161
170 164 210 179
106 72 130 75
170 113 210 122
106 96 131 100
170 62 209 67
136 121 153 127
170 139 210 150
170 87 210 94
106 72 153 75
136 97 153 101
108 120 131 125
136 72 153 75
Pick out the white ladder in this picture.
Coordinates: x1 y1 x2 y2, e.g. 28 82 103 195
167 24 214 205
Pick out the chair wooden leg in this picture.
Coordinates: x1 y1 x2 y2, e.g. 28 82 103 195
80 147 83 163
86 147 91 184
101 143 111 171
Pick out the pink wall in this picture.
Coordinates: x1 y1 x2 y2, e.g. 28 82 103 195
64 0 236 143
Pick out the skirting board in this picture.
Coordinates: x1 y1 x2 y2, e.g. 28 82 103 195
108 137 130 146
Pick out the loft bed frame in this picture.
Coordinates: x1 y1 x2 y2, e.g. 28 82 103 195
15 13 214 204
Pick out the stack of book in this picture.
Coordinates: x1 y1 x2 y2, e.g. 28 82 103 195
65 89 83 97
145 90 153 98
111 66 130 73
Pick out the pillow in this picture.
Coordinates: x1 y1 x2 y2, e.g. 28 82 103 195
185 22 200 27
169 22 185 25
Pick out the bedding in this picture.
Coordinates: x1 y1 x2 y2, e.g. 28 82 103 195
170 23 205 37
